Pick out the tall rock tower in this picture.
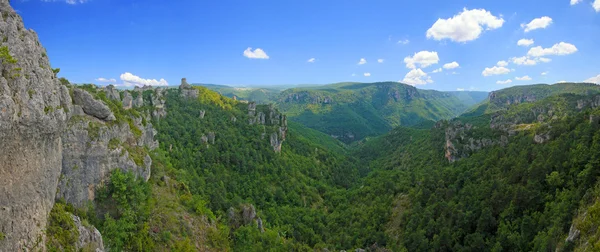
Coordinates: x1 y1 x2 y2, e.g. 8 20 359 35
0 1 68 250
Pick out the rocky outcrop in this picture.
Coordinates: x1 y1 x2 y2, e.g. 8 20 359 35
438 120 507 162
179 78 198 99
73 88 116 121
228 204 262 231
122 91 133 110
104 85 120 101
71 214 104 251
533 132 551 144
133 91 144 108
566 223 580 243
199 110 206 119
150 89 167 119
0 2 68 250
58 117 153 207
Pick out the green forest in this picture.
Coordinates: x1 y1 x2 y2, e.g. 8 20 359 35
46 82 600 251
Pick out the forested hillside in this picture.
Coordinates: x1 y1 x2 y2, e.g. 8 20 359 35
39 81 600 251
200 82 488 143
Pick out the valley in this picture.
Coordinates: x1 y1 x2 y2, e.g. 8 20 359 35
1 1 600 252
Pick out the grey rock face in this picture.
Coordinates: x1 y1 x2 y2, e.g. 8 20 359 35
133 92 143 108
73 88 115 121
104 85 120 101
71 214 105 252
179 78 198 99
58 118 152 207
122 91 133 110
199 110 206 119
566 223 580 243
0 2 68 250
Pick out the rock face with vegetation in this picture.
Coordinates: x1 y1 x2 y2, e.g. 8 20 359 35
0 2 69 250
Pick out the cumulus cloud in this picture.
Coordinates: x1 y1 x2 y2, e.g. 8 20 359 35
594 0 600 11
377 59 384 63
426 8 504 42
398 39 410 45
571 0 582 5
511 56 537 66
538 57 552 63
243 47 269 59
456 88 465 91
364 73 371 77
358 58 367 65
95 77 116 83
404 51 439 69
527 42 578 57
522 16 553 32
515 75 532 81
432 68 443 73
483 66 511 76
307 58 316 63
402 68 433 85
517 38 534 47
120 72 169 87
443 61 460 69
497 60 509 67
541 71 549 75
585 74 600 84
497 79 513 84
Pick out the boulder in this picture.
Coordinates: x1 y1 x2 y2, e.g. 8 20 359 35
73 88 116 121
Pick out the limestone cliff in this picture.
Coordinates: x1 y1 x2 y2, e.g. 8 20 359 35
0 1 68 250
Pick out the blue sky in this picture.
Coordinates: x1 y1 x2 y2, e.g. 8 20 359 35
11 0 600 91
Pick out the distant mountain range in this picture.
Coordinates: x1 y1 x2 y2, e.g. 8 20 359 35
198 81 488 143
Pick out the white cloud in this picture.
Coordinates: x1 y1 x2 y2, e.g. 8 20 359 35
515 75 532 81
522 16 553 32
538 57 552 63
571 0 582 5
358 58 367 65
95 77 116 83
527 42 578 57
482 66 511 76
511 56 537 66
404 51 439 69
378 59 384 63
594 0 600 11
432 68 443 73
402 68 433 85
120 72 169 87
497 79 513 84
307 58 316 63
558 80 568 83
364 73 371 77
398 39 410 45
426 8 504 42
517 38 534 47
351 73 356 77
497 60 509 67
541 71 549 75
243 47 269 59
443 61 460 69
585 74 600 84
457 88 465 91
